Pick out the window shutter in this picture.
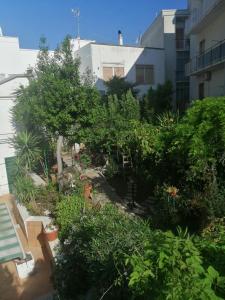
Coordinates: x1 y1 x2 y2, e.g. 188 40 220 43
103 67 113 81
114 67 124 78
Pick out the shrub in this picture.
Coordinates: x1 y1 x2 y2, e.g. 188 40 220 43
54 203 152 299
195 219 225 276
13 175 38 204
56 194 85 238
170 97 225 187
127 229 223 300
104 76 137 99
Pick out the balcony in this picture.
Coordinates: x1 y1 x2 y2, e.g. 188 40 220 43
186 39 225 76
176 39 190 51
185 0 223 35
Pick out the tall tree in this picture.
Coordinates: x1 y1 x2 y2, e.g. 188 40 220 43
13 36 101 189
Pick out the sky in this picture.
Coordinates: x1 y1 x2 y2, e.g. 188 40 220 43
0 0 187 50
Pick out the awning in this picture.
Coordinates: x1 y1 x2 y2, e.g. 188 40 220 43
0 203 25 263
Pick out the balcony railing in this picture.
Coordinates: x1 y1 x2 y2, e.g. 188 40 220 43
186 39 225 75
185 0 222 34
176 39 190 51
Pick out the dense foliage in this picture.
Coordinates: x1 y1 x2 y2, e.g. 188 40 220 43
55 196 225 300
104 75 138 99
12 35 225 300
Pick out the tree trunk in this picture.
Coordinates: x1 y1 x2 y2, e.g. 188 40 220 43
57 135 64 191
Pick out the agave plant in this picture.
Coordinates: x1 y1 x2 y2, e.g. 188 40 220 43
10 131 41 172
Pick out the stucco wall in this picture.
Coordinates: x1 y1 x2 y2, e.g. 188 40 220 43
188 3 225 100
195 9 225 52
90 44 165 95
75 43 93 80
140 10 177 98
0 99 15 195
0 36 37 196
141 14 164 49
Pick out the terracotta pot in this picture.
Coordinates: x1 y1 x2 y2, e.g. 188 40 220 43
44 228 58 242
84 183 93 201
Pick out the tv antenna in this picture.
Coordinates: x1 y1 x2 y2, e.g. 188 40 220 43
72 8 80 39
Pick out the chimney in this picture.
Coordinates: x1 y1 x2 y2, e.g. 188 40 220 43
118 30 123 46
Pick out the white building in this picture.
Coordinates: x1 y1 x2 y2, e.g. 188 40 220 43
0 36 40 195
185 0 225 100
76 41 165 96
141 10 190 110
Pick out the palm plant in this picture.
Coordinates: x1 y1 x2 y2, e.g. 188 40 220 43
10 131 41 172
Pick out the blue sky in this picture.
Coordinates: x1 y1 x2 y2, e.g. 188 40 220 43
0 0 187 49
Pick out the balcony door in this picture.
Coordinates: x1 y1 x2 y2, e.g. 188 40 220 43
199 82 205 100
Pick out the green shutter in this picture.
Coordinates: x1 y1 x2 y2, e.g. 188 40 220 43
5 157 17 194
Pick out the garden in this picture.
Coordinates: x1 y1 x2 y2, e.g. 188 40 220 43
11 36 225 299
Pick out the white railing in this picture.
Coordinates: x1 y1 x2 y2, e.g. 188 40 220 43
185 0 222 34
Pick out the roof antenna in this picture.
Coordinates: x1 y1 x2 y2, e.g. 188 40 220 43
72 8 80 48
0 27 3 37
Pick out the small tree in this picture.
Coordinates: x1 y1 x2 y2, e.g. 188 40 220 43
13 36 101 189
104 76 138 99
141 80 173 119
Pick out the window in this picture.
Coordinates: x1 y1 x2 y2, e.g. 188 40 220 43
103 66 124 81
114 67 124 77
103 67 113 81
136 65 154 85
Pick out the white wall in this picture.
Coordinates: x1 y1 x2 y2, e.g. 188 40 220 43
0 36 38 196
84 43 164 95
140 10 177 88
188 4 225 99
141 14 164 49
195 9 225 51
0 99 15 195
71 39 95 52
75 43 93 80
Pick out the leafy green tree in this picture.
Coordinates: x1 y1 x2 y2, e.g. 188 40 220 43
73 90 141 155
141 80 173 119
104 75 138 99
13 36 101 188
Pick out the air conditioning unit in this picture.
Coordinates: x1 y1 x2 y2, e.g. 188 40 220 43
204 71 211 81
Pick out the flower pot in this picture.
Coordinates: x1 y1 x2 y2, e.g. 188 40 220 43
84 183 93 201
44 227 58 242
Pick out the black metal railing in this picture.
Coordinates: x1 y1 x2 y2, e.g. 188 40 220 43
186 39 225 75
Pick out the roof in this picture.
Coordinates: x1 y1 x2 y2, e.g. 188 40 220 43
0 203 25 264
90 42 164 51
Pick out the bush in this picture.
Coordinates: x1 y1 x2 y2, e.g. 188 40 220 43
195 219 225 276
170 97 225 187
127 229 223 300
56 194 85 238
104 76 137 99
54 198 225 300
13 175 38 204
54 203 152 299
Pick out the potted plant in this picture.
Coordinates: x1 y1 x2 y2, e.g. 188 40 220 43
44 222 58 242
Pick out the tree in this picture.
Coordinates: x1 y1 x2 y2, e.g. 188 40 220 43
13 36 101 188
104 76 138 99
141 80 173 119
